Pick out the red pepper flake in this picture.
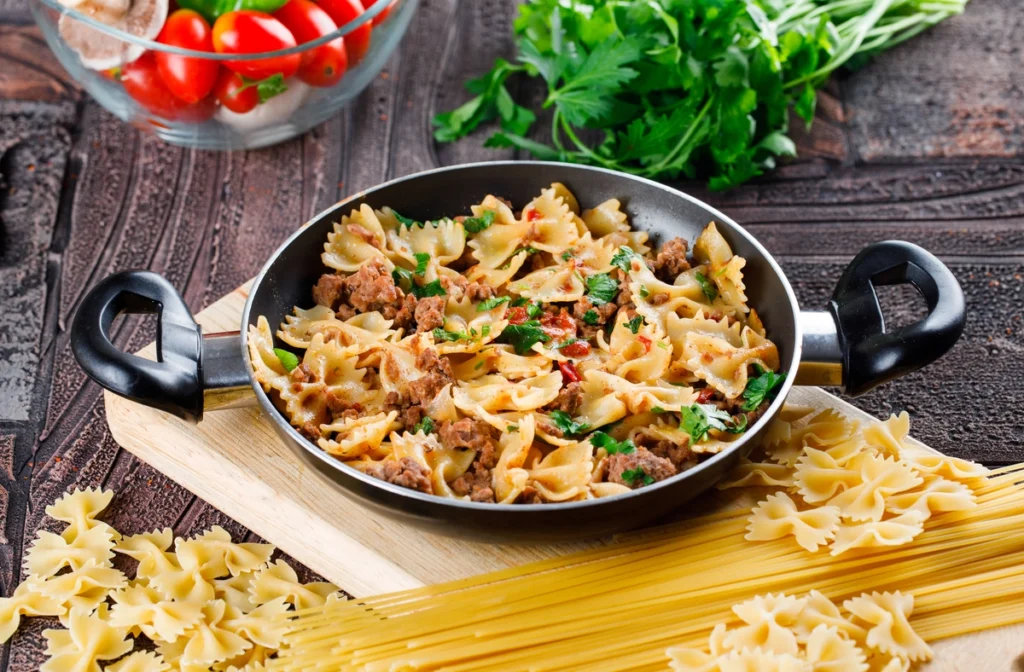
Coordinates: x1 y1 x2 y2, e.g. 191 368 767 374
696 388 715 404
558 361 582 384
526 207 541 221
560 340 591 358
507 306 528 325
637 334 652 352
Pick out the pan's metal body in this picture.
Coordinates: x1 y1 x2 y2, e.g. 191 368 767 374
71 162 966 541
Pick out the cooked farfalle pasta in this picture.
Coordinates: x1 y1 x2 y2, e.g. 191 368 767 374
250 184 784 504
741 406 986 556
667 590 929 672
4 487 343 669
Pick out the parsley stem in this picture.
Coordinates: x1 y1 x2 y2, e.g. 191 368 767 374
640 95 714 178
557 113 619 169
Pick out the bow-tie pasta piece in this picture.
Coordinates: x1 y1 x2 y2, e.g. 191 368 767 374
902 453 989 487
827 455 922 522
843 591 932 663
455 372 563 414
451 345 551 381
278 305 395 355
510 265 587 303
175 600 252 666
222 596 291 650
214 571 258 615
724 593 806 655
0 582 65 644
105 651 171 672
581 198 629 237
434 295 509 355
322 204 392 273
746 492 841 552
692 222 750 314
793 591 866 643
109 583 203 643
382 430 475 498
249 560 339 610
41 608 133 672
717 459 795 490
829 512 925 557
493 415 536 504
519 186 580 254
114 529 177 581
861 412 911 457
45 488 117 543
466 196 532 268
682 326 780 399
24 525 116 579
804 624 868 672
318 411 399 459
30 559 128 613
759 405 815 454
388 216 466 267
884 476 976 520
794 448 861 504
714 648 809 672
528 441 594 502
602 314 672 383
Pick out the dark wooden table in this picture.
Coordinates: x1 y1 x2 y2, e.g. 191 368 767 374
1 0 1022 666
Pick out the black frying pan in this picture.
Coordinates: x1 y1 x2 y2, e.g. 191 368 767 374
70 162 966 540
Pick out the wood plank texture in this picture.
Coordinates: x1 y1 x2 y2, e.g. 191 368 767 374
1 0 1022 668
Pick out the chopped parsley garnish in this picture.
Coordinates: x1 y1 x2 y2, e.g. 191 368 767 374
590 431 635 455
561 250 574 261
652 406 667 414
507 424 519 432
655 340 669 350
526 301 543 318
273 348 299 372
639 285 650 298
741 366 786 411
510 296 528 307
611 246 641 273
462 210 495 233
474 360 486 370
726 414 749 434
511 246 540 257
548 410 591 436
557 338 580 350
623 315 643 334
432 328 467 342
412 416 435 434
621 467 654 486
582 309 600 325
695 271 718 302
481 324 491 338
680 403 735 443
477 295 510 311
498 321 550 355
411 280 447 299
585 273 619 305
392 210 421 228
413 252 430 276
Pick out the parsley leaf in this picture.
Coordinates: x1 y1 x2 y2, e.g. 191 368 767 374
477 295 510 311
412 416 435 434
413 252 430 276
695 271 718 302
273 348 299 372
585 273 619 305
526 301 543 319
561 250 574 261
462 210 496 234
726 414 749 434
741 366 786 411
590 431 635 455
432 328 467 342
481 324 491 338
582 309 600 326
680 403 737 443
548 410 591 436
391 210 421 228
510 296 528 307
621 467 655 486
639 286 650 298
611 246 641 273
623 316 643 334
411 280 446 299
498 321 550 355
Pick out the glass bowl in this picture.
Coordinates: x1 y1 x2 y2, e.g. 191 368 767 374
31 0 417 150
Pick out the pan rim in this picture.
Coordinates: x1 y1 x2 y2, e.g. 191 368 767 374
240 160 803 513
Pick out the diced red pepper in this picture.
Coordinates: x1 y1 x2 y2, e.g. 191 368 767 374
696 387 716 404
558 361 582 384
526 207 541 221
560 340 591 358
637 334 652 353
541 310 576 339
507 306 528 325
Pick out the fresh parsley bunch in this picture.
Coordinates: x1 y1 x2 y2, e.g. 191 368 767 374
433 0 966 190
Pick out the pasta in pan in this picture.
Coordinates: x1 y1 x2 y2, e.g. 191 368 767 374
249 183 784 504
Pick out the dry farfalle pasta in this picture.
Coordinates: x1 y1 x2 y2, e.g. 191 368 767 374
0 488 342 669
666 590 929 671
735 408 984 556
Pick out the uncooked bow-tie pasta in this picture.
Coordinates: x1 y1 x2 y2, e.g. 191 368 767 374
249 183 784 504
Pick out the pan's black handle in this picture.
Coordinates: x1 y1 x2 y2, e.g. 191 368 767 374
71 270 204 422
828 240 966 396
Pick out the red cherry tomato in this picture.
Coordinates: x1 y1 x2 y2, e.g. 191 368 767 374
275 0 347 87
360 0 394 26
213 68 259 113
155 9 218 103
540 310 577 340
121 51 214 121
212 10 301 80
560 340 591 359
315 0 371 65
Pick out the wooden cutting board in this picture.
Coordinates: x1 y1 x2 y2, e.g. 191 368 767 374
104 282 1024 670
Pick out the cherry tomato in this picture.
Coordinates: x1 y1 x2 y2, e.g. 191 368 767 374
122 51 214 120
213 68 259 113
507 306 528 325
560 341 591 359
360 0 394 26
315 0 371 65
541 309 576 340
275 0 347 87
212 10 301 80
155 9 218 103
